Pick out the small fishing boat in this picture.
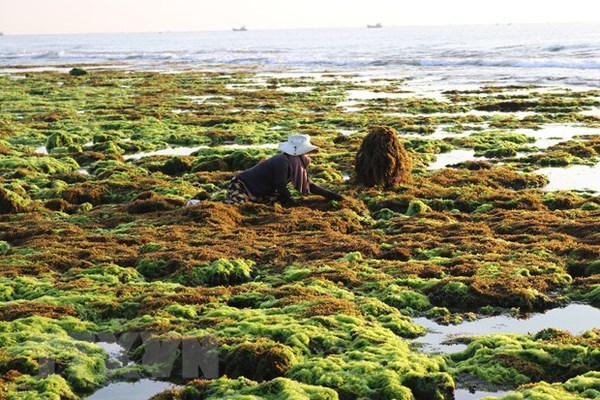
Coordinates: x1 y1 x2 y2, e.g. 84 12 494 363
367 23 383 29
232 26 247 32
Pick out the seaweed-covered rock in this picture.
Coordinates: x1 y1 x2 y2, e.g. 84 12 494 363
191 148 275 173
0 317 107 394
78 202 94 213
44 198 72 212
174 259 254 287
157 377 338 400
373 207 396 220
181 202 243 227
161 156 193 175
222 340 298 381
426 280 473 309
60 183 107 205
46 132 74 152
127 194 186 213
406 200 432 216
354 126 412 187
381 284 431 312
403 372 455 400
0 240 11 255
483 147 517 158
0 187 33 214
10 374 78 399
136 259 182 280
0 156 79 174
448 329 600 387
0 301 77 321
475 100 537 112
69 67 88 76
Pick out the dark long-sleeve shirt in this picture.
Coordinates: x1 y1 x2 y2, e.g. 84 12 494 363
236 154 341 204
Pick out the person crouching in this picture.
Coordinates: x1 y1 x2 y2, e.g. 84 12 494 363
224 134 343 206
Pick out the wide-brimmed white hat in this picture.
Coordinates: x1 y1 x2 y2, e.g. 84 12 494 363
278 134 318 156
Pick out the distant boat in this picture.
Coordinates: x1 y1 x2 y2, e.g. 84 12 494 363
232 26 247 32
0 32 4 36
367 23 383 29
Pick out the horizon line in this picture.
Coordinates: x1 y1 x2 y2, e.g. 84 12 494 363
2 20 599 36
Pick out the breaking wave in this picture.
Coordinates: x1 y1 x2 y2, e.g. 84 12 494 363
4 49 600 71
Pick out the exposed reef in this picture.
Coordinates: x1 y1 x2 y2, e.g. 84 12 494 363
0 70 598 399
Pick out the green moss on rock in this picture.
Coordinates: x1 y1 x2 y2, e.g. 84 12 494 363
0 187 33 214
406 200 432 217
46 133 74 152
173 259 254 287
221 339 298 381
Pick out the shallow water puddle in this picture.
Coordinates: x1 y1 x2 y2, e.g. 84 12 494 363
34 146 48 155
427 149 484 170
339 89 415 112
428 125 478 140
34 140 99 155
277 86 314 92
516 124 599 149
123 145 209 159
84 379 181 400
345 89 413 100
454 388 512 400
95 341 131 368
220 143 279 150
468 110 536 118
580 107 600 117
187 94 233 104
123 143 278 160
537 162 600 193
338 100 364 113
225 83 266 91
412 304 600 354
0 66 72 74
84 342 181 399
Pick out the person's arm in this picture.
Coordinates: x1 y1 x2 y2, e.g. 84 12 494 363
276 183 295 205
274 157 296 205
309 183 343 201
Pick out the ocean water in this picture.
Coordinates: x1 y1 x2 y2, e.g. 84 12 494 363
1 23 599 87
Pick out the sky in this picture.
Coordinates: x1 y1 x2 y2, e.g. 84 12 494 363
1 0 599 35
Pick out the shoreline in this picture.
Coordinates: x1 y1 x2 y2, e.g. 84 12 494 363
2 63 600 94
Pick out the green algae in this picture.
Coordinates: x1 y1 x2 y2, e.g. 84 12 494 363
190 148 277 173
162 377 339 400
69 68 88 77
222 339 298 381
171 259 254 287
46 132 75 152
0 155 79 174
487 371 600 400
0 186 34 213
0 316 108 397
406 200 432 217
7 374 78 400
448 328 600 388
